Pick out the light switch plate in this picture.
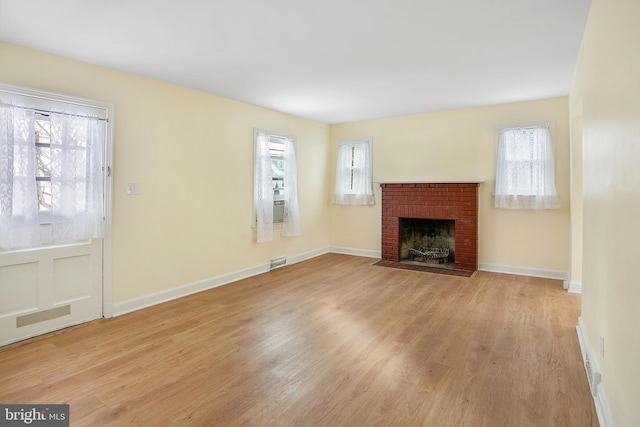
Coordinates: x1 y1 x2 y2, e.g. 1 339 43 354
126 183 139 195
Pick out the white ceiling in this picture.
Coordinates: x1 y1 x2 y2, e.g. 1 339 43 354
0 0 591 124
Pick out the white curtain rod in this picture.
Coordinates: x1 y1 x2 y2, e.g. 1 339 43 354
0 102 109 122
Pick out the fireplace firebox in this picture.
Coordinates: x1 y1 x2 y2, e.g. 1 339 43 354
380 182 480 272
400 218 455 269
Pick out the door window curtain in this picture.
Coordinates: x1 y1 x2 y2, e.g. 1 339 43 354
333 139 374 205
254 131 300 243
0 104 40 249
494 125 560 210
0 104 105 250
49 112 105 243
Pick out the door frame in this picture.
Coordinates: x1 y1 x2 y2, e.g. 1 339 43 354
0 82 114 319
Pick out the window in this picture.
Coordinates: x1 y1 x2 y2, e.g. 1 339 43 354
0 86 109 250
268 135 286 222
254 129 300 243
333 138 374 205
494 125 560 210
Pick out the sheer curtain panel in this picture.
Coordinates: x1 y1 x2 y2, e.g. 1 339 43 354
254 132 274 243
0 104 40 249
0 103 105 250
494 125 560 210
49 113 104 243
281 138 300 237
333 139 374 205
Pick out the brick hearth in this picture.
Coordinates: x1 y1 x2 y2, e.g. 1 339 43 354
380 182 480 271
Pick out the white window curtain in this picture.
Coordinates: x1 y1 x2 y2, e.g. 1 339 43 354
0 104 105 250
333 139 374 205
49 113 104 243
494 125 560 210
281 137 300 237
254 132 274 243
0 104 41 249
254 131 300 243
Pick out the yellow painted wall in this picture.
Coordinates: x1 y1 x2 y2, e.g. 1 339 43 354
0 41 331 303
569 98 583 287
330 98 571 272
570 0 640 424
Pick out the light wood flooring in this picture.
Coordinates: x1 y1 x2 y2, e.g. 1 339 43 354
0 254 597 426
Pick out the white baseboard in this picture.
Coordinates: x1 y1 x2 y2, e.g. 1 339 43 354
329 246 381 258
288 246 330 264
594 384 614 427
576 317 588 358
478 262 569 281
577 317 614 427
112 262 269 316
112 246 332 317
568 281 583 294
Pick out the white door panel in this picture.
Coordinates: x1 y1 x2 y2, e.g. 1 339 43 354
0 239 103 346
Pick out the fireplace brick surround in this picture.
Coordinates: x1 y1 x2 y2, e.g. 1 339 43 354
380 182 481 271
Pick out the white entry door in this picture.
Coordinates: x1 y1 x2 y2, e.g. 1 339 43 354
0 84 112 346
0 239 103 346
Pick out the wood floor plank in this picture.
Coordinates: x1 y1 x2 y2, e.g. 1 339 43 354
0 254 597 426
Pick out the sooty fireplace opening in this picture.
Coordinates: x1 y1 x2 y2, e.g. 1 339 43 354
400 218 455 269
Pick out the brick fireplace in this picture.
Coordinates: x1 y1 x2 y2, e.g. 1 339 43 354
380 182 480 271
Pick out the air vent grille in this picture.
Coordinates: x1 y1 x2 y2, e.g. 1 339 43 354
585 347 602 396
270 257 286 270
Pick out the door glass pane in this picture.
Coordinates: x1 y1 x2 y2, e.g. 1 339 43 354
35 117 52 214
